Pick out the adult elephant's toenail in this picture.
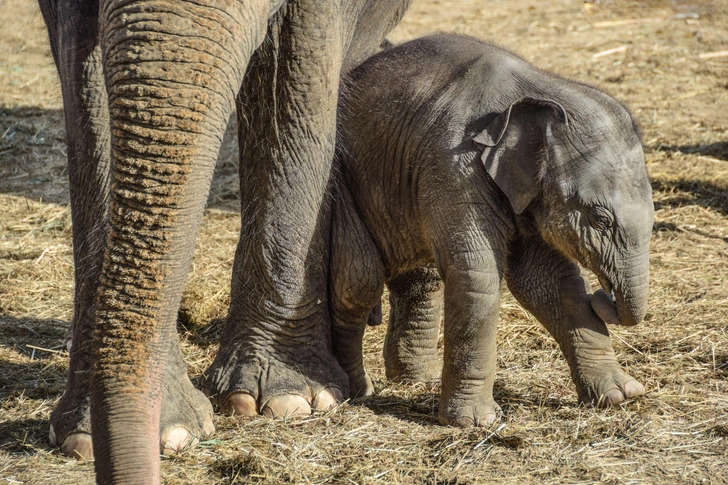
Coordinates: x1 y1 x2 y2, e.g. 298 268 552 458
449 417 476 428
223 392 258 416
600 388 626 407
623 380 645 399
313 387 343 411
162 427 193 455
476 413 498 426
262 395 311 418
61 432 94 461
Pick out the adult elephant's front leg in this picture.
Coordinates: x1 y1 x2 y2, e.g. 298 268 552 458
39 0 110 460
505 236 644 406
206 3 350 418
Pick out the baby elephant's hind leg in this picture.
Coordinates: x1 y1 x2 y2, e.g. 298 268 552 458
384 266 443 383
329 187 384 399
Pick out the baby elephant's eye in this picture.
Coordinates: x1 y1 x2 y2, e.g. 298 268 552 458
588 207 614 230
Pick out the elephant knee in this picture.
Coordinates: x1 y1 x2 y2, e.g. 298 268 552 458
331 267 383 321
329 228 384 320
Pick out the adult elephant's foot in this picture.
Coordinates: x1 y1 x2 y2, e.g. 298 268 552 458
50 340 214 459
49 385 93 460
207 331 349 417
438 397 501 428
159 347 216 455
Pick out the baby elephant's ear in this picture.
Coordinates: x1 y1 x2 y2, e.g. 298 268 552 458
473 104 514 147
473 97 567 214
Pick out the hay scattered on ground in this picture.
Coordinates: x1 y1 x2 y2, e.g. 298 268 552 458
1 0 726 484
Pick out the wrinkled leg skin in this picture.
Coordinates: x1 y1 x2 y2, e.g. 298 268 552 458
89 0 269 480
384 267 443 383
40 0 274 482
438 253 503 427
206 1 412 418
328 182 384 399
205 8 349 417
506 236 645 406
38 0 108 461
40 0 410 481
39 0 214 464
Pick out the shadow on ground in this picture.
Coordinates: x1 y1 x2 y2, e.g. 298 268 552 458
177 313 225 349
0 316 68 344
0 417 51 453
0 316 68 399
656 141 728 161
0 107 241 211
354 381 572 427
653 219 728 242
652 178 728 217
0 317 69 455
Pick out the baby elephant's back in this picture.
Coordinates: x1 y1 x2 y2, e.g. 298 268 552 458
341 33 526 111
338 35 519 191
337 34 543 183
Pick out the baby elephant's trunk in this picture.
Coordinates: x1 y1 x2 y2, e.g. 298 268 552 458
591 255 649 327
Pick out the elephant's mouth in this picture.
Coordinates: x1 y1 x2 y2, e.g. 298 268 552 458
591 274 619 325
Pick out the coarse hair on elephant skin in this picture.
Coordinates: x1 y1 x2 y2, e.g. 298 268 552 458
329 33 654 427
37 0 411 482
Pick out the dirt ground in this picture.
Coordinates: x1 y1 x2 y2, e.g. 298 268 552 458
1 0 727 483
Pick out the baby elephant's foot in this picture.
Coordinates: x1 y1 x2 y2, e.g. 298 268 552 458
564 323 645 407
574 359 644 407
438 398 501 427
385 357 441 384
349 371 374 399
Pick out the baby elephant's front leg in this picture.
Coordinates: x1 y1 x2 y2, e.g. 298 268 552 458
439 264 502 427
506 236 644 407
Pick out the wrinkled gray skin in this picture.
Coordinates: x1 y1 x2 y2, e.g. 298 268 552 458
37 0 409 482
329 34 654 426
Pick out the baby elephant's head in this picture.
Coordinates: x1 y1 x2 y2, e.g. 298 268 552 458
475 95 654 327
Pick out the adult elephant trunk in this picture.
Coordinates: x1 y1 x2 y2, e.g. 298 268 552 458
91 1 271 483
591 251 650 327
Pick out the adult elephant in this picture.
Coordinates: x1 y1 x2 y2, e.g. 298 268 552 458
38 0 410 483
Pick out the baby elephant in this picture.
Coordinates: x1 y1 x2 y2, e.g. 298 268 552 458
329 33 654 426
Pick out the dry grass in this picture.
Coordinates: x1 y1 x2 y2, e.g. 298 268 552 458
1 0 727 483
